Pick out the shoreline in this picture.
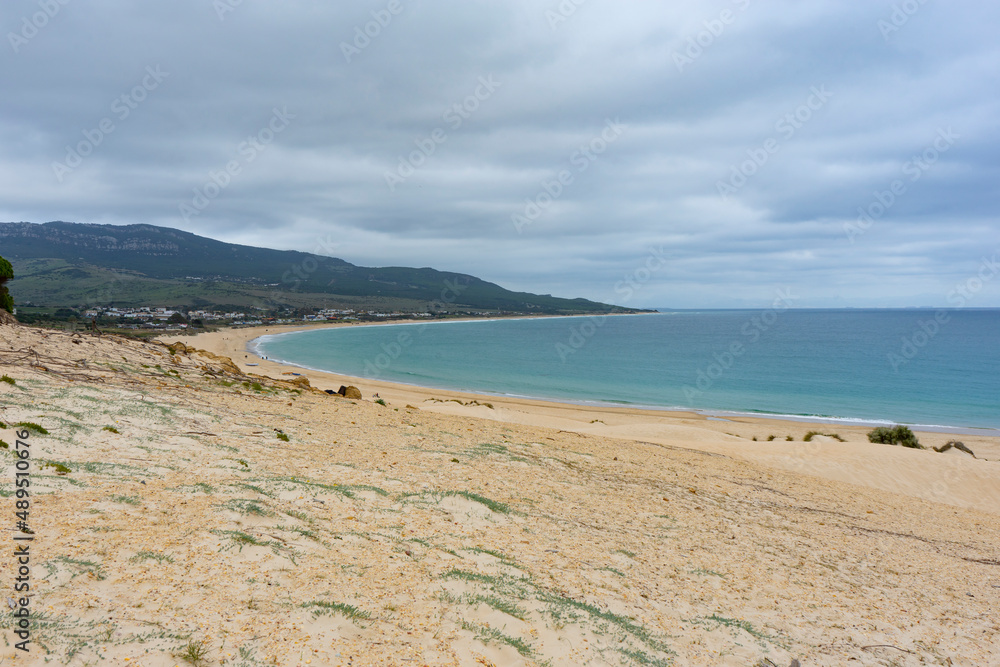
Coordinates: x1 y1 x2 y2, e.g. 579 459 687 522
163 322 1000 516
231 319 996 436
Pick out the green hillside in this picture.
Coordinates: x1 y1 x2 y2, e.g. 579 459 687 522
0 222 633 315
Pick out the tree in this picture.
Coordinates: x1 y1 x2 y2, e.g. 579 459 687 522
0 255 13 313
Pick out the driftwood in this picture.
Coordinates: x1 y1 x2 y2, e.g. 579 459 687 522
932 440 976 458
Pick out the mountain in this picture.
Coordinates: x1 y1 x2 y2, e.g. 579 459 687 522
0 221 631 315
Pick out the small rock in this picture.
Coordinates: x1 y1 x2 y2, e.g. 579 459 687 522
338 385 363 400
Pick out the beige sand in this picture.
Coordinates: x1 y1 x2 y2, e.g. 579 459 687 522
2 324 998 666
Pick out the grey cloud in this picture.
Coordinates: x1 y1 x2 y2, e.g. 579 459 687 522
1 0 998 308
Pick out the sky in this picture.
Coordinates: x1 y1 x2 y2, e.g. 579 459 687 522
1 0 998 309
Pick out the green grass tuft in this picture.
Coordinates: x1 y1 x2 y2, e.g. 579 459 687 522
14 421 49 434
41 461 72 475
461 620 534 657
131 550 174 564
176 639 210 666
1 375 15 385
701 613 776 642
219 498 273 517
442 490 511 514
300 600 370 620
212 529 280 551
102 426 120 434
276 431 289 442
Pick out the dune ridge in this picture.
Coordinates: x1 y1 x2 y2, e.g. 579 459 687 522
1 323 997 665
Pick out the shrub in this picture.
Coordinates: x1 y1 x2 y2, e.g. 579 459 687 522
868 425 921 449
276 431 289 442
0 255 13 314
374 398 387 406
804 431 846 442
1 375 15 386
103 426 120 434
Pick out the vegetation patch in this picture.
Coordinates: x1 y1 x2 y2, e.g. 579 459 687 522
131 550 174 564
299 600 370 621
175 639 211 666
443 490 512 514
232 482 271 497
868 425 921 448
465 546 520 567
695 613 781 646
804 431 845 442
1 374 15 385
439 566 673 663
102 426 120 434
460 619 534 657
172 482 216 493
14 421 49 435
41 461 72 475
463 441 532 464
219 498 273 517
50 556 106 581
400 489 513 514
212 529 283 553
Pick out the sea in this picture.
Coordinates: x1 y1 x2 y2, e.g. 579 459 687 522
251 309 1000 433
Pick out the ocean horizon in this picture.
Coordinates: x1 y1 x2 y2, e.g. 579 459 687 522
253 309 1000 434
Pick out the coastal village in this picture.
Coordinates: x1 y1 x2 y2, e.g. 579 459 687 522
74 306 437 330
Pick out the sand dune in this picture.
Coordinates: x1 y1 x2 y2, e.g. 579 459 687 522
1 323 997 666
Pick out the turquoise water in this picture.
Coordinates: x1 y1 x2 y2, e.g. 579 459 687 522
253 310 1000 431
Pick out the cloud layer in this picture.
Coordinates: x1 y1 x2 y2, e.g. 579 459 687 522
2 0 998 307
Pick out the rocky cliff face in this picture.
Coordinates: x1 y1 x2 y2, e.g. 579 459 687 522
0 222 180 255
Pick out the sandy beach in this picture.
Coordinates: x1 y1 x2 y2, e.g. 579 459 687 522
168 322 1000 516
2 322 998 666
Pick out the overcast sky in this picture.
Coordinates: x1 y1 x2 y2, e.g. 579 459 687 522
2 1 998 308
